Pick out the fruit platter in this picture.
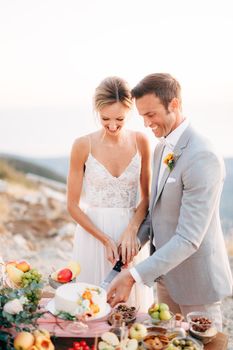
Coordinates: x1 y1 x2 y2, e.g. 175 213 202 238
0 257 226 350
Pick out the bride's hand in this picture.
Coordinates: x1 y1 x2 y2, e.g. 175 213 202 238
118 231 139 265
104 237 119 265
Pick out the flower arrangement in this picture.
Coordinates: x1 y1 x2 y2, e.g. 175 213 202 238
163 153 176 171
0 259 44 332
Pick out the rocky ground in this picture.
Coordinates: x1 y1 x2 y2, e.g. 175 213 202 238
0 178 233 348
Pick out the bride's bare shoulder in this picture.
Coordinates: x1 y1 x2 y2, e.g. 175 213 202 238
134 131 150 155
72 131 98 149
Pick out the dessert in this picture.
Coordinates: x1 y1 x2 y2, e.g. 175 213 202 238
108 304 137 325
54 282 107 317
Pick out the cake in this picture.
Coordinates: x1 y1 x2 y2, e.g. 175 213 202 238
54 282 107 318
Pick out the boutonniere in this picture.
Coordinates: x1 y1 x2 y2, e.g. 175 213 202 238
163 152 176 171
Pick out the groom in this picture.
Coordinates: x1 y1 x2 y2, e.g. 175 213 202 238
107 73 233 329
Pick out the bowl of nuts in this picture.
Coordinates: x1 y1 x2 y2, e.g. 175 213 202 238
186 312 217 344
107 304 137 326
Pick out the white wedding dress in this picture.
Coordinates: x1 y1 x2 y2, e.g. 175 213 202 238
72 151 154 312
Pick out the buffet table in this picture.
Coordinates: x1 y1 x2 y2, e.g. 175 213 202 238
39 296 229 350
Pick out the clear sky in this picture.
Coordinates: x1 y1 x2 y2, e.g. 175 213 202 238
0 0 233 158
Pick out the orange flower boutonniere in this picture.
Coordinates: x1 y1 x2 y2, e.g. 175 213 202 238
163 153 176 171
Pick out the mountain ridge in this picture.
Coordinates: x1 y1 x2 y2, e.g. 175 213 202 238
1 152 232 236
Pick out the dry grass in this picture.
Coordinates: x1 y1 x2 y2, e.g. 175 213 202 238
0 159 37 189
0 200 10 223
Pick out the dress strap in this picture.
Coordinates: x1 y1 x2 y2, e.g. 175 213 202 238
87 135 92 154
134 131 138 153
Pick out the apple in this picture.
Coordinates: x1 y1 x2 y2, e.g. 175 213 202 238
150 311 160 320
16 261 30 272
6 264 24 285
57 268 73 283
121 339 138 350
159 303 169 312
14 331 35 350
159 310 172 321
148 302 159 315
98 341 114 350
101 332 120 346
129 323 148 340
67 260 81 278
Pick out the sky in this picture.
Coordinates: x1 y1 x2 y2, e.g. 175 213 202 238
0 0 233 158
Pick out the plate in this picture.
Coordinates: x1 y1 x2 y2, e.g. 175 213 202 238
45 298 111 321
171 336 204 350
189 326 217 344
48 276 75 289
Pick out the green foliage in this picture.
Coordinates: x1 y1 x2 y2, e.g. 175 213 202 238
57 311 76 321
0 330 15 350
0 270 44 331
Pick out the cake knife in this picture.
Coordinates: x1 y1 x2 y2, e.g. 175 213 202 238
100 258 124 290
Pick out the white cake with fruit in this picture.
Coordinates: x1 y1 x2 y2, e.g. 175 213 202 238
54 282 107 318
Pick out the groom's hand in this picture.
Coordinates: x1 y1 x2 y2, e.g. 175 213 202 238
107 269 135 307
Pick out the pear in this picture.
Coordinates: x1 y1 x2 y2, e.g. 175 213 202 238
50 271 58 281
6 264 24 285
67 260 81 279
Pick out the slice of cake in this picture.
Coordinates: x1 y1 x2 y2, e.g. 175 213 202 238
54 282 107 318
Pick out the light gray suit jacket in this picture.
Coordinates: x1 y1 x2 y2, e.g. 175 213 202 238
137 125 233 305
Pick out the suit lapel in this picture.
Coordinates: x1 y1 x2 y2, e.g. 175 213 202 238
149 142 165 212
152 125 193 209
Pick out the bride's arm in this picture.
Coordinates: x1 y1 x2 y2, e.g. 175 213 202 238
67 136 119 264
119 132 151 264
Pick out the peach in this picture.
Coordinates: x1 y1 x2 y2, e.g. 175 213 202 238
90 303 100 314
16 261 31 272
57 268 73 283
6 260 18 267
33 328 50 339
34 335 55 350
14 331 35 350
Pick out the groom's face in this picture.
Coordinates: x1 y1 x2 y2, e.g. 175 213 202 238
135 93 178 138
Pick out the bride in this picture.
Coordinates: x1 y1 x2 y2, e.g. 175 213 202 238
67 76 153 311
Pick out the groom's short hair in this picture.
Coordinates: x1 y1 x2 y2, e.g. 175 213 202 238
131 73 182 110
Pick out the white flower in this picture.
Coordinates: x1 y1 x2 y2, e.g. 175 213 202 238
3 298 23 315
19 296 28 305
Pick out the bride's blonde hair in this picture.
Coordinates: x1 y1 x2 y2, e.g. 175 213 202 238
94 76 133 111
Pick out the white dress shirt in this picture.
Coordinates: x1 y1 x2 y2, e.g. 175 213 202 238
130 119 189 284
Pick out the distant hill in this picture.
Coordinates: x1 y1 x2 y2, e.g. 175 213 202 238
30 156 69 178
1 153 232 236
0 153 66 183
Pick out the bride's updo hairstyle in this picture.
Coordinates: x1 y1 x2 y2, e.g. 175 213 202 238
94 76 133 111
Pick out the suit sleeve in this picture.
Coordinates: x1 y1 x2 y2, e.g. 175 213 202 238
135 150 225 287
137 212 151 247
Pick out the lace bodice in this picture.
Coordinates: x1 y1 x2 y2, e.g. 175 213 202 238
83 153 141 208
